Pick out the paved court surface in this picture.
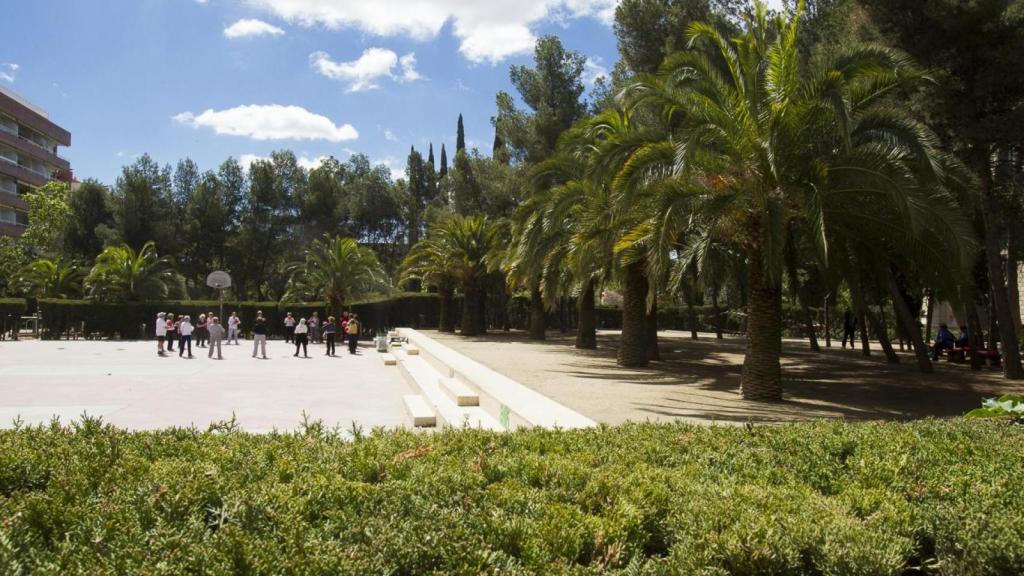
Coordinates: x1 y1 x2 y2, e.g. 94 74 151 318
0 339 414 432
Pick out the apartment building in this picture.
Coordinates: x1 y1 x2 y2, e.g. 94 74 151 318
0 85 71 237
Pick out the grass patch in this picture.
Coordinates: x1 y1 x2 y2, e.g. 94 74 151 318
0 418 1021 574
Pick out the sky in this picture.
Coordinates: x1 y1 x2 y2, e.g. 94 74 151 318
0 0 781 185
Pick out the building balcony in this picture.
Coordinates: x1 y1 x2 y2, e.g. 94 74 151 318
0 128 69 171
0 155 49 187
0 220 26 237
0 188 28 210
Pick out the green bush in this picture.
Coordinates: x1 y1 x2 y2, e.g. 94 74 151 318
0 297 27 338
36 293 441 340
0 419 1021 574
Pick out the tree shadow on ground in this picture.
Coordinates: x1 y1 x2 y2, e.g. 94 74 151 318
432 329 1020 424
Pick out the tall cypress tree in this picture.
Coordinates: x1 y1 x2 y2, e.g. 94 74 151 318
427 143 435 169
439 144 448 179
456 114 466 152
492 131 508 164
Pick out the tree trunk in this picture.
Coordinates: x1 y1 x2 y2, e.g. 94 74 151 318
439 286 455 333
646 291 660 362
866 305 899 364
967 302 986 370
823 294 831 348
576 280 597 349
887 268 933 373
477 282 487 334
618 260 648 367
1008 228 1022 333
924 289 935 344
800 296 820 352
686 293 698 340
528 284 546 340
461 281 479 337
977 156 1024 378
711 289 724 340
740 247 783 401
851 278 871 357
988 299 1000 352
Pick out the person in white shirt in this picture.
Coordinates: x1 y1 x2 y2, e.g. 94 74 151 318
227 312 240 345
207 317 226 360
178 315 194 358
155 312 167 356
283 313 296 343
293 317 309 357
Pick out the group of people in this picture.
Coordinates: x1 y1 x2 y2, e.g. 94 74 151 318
931 323 971 360
154 310 360 360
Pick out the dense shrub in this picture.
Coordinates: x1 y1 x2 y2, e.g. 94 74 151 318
0 297 27 339
0 419 1021 574
36 293 440 340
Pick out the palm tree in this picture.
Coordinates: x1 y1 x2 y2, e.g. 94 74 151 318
85 241 180 302
432 215 500 337
612 2 974 399
400 233 459 333
285 236 387 318
16 259 84 299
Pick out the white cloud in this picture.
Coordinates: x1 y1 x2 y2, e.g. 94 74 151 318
173 104 358 142
383 129 398 142
242 0 617 63
224 18 285 39
310 48 422 92
0 63 18 83
583 56 608 86
237 154 336 171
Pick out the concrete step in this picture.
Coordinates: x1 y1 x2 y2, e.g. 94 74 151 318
380 353 397 366
439 376 479 407
396 351 502 431
403 395 436 427
406 345 420 355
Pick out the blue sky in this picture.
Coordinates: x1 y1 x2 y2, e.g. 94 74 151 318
2 0 782 185
0 0 628 184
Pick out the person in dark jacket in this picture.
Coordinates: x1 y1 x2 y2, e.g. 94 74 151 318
841 309 857 349
932 323 955 360
252 316 268 359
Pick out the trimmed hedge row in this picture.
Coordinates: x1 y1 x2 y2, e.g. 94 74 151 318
0 419 1021 574
36 293 440 340
0 297 27 339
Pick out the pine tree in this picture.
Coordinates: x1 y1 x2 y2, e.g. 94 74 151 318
492 132 508 164
456 114 466 152
439 144 448 179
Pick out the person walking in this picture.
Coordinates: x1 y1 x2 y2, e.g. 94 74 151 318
841 309 857 349
252 316 268 359
294 317 310 357
227 312 240 345
166 313 177 352
196 314 208 348
156 312 167 356
207 317 225 360
345 314 360 355
309 312 321 344
283 312 296 344
178 315 194 358
323 316 337 356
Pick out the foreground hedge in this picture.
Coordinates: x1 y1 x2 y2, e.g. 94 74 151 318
1 419 1021 575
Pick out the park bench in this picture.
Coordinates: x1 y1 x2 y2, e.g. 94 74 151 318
945 346 1001 367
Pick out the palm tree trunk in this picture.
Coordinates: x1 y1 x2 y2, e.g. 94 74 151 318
976 154 1024 378
886 268 933 373
740 247 782 401
924 288 935 344
477 282 487 334
528 284 546 340
866 305 899 364
851 278 871 357
618 260 648 367
461 281 479 337
967 302 986 370
576 280 596 349
646 291 660 362
438 287 455 333
800 295 820 352
823 293 831 348
711 288 724 340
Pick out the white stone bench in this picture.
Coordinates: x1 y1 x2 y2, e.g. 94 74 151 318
380 353 397 366
406 345 420 356
439 377 479 407
403 395 436 427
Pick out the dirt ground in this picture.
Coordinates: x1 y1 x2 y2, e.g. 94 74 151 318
429 329 1022 425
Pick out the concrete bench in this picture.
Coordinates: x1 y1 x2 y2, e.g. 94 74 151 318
439 377 479 407
405 345 420 356
380 353 397 366
403 395 436 427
